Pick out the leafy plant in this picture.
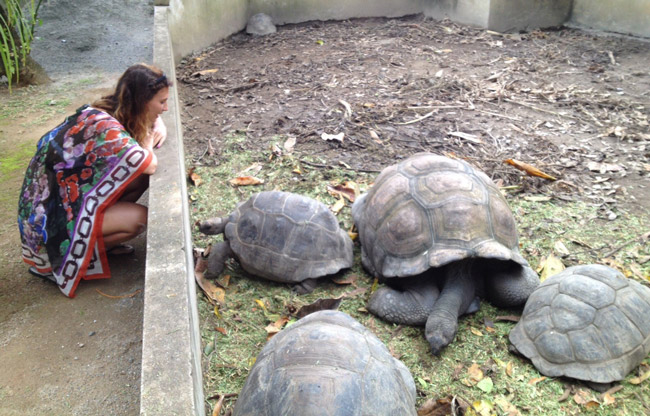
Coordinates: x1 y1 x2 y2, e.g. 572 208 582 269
0 0 43 92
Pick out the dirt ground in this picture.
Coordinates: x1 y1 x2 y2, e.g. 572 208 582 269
0 0 153 414
178 16 649 217
177 15 650 413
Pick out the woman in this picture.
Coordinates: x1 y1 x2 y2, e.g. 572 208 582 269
17 63 171 297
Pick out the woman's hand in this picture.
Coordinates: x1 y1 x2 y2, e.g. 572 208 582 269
151 116 167 149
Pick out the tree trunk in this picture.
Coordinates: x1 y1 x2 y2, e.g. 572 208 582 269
0 0 50 87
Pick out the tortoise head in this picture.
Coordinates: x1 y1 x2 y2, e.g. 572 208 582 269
198 217 228 235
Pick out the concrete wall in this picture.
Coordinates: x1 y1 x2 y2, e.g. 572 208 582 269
570 0 650 37
489 0 572 33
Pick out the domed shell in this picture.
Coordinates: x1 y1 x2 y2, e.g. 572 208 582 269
225 191 353 283
352 153 526 278
232 310 417 416
509 264 650 383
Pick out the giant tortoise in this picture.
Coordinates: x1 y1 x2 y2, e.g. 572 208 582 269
509 264 650 389
232 309 417 416
352 153 539 354
198 191 353 293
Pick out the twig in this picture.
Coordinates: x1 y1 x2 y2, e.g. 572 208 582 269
394 111 434 125
96 289 142 299
299 159 381 173
601 232 650 258
207 392 238 401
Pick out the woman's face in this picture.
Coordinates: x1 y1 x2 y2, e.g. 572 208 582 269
145 87 169 123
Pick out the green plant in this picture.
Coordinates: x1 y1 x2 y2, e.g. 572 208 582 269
0 0 43 92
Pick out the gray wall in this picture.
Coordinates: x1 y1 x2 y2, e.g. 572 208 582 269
570 0 650 37
165 0 647 63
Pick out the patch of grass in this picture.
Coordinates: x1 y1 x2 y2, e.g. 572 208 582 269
0 140 33 176
187 136 650 415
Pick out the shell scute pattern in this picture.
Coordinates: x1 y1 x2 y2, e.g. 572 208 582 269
357 153 526 278
232 310 417 416
510 264 650 383
223 191 353 283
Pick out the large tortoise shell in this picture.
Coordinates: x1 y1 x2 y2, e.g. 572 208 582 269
509 264 650 383
232 310 417 416
352 153 526 278
225 191 353 282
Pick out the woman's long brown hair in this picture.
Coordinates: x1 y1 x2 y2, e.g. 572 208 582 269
92 64 171 144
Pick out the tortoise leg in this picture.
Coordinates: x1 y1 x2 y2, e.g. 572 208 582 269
483 262 540 307
424 259 476 355
293 278 319 294
205 241 234 279
367 279 440 326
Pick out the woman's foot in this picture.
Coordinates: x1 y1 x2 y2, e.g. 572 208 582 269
106 244 135 256
28 266 56 283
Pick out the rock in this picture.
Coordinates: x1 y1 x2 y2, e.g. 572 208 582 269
246 13 276 36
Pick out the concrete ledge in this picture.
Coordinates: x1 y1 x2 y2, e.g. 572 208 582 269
140 6 205 416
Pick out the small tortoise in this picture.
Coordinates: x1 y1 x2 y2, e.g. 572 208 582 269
352 153 539 354
232 310 417 416
198 191 353 293
509 264 650 389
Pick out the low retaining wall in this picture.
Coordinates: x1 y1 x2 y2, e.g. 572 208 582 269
140 6 205 416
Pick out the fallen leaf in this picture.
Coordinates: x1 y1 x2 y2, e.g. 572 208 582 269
283 136 296 153
211 394 225 416
254 299 268 312
470 400 494 416
265 316 289 337
417 397 452 416
524 195 552 202
192 68 218 76
348 231 358 241
504 159 557 181
341 287 367 298
321 132 344 142
506 361 513 377
338 99 352 118
327 182 360 202
601 392 616 405
573 389 592 405
470 327 483 337
476 377 493 393
296 298 342 318
528 376 547 385
468 363 484 383
537 254 565 282
194 256 226 305
587 161 625 174
188 167 202 187
629 369 650 385
331 274 357 285
494 397 520 415
215 327 227 335
495 315 520 323
449 131 482 144
331 196 345 214
229 176 264 186
553 241 570 256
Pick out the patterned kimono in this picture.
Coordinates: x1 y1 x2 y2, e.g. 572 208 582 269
17 105 152 297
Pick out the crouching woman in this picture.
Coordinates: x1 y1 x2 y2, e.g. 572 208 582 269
17 63 171 297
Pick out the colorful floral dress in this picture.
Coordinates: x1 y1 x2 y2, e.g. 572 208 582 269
17 105 152 297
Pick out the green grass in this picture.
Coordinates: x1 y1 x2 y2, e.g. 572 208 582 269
187 133 650 415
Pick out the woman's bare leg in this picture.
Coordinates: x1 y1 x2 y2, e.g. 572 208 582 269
119 174 149 203
102 201 147 249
